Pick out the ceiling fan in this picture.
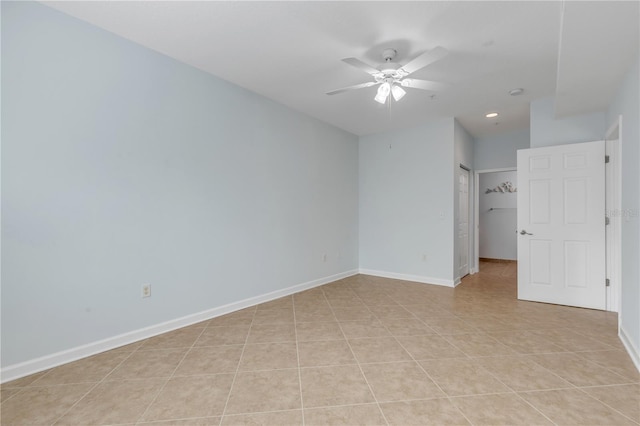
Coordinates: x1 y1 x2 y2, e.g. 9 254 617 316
326 46 449 104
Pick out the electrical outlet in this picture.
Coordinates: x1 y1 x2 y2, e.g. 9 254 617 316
322 253 327 262
422 254 427 262
142 284 151 298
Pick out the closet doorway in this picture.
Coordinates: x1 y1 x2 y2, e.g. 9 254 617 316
474 168 517 274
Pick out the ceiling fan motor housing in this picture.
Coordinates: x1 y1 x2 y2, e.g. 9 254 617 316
376 48 410 79
381 48 397 62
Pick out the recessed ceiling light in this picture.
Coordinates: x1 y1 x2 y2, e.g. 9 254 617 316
485 112 499 118
509 88 524 96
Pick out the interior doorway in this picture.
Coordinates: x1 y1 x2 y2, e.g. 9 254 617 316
473 168 517 273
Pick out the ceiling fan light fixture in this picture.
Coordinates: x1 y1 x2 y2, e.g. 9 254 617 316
374 82 391 104
329 46 449 105
391 84 406 101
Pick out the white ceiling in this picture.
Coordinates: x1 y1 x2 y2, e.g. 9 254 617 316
44 1 639 138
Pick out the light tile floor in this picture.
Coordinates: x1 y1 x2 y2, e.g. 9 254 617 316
2 262 639 425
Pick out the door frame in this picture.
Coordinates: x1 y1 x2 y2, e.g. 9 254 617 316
473 167 517 274
458 165 472 280
605 115 622 313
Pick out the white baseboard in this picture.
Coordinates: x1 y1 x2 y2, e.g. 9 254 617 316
358 269 454 287
1 269 358 384
619 325 640 373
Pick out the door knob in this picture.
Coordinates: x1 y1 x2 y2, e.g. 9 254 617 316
520 230 533 235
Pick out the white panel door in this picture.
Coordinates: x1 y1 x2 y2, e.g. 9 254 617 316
458 167 470 278
517 141 605 310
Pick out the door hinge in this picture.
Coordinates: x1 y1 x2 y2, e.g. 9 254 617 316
606 278 610 287
605 155 610 163
606 216 611 226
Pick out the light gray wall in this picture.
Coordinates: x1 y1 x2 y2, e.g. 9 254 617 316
474 129 529 170
607 57 640 357
454 120 474 279
530 97 606 148
2 2 359 367
479 171 517 260
359 119 455 283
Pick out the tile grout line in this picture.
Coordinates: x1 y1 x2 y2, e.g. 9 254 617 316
217 309 257 426
134 324 211 425
50 383 107 425
576 352 640 381
534 349 638 388
573 386 640 425
525 351 635 389
577 382 640 389
511 390 567 426
291 295 305 426
0 384 28 406
364 298 475 426
459 351 559 425
322 285 391 426
215 408 302 422
48 343 147 426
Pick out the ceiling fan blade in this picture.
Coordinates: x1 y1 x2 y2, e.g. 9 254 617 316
342 58 383 76
400 79 447 91
399 46 448 76
326 81 379 95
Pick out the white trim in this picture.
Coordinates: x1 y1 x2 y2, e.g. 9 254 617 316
359 269 455 287
458 166 472 279
619 326 640 373
606 115 622 140
0 269 358 383
475 167 516 174
605 115 622 313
